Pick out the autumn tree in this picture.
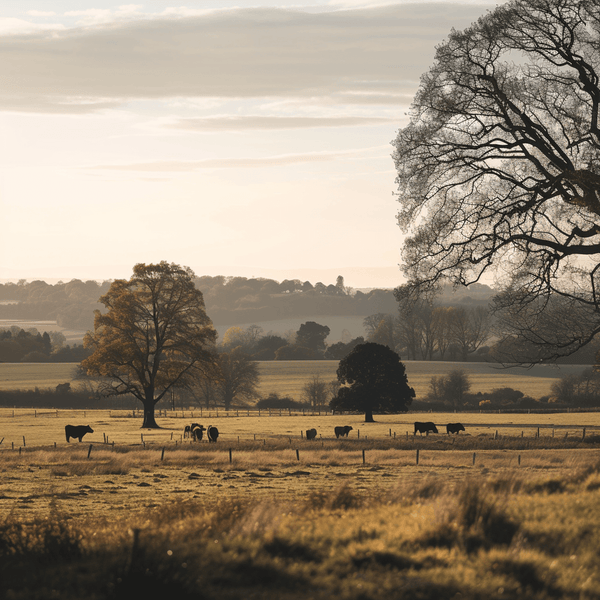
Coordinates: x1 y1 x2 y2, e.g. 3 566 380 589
428 369 471 409
302 375 328 408
215 347 260 410
82 262 217 428
392 0 600 363
330 342 414 422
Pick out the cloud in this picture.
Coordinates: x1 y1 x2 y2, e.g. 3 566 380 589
171 115 396 131
88 149 372 171
0 4 489 113
0 18 64 35
27 11 57 17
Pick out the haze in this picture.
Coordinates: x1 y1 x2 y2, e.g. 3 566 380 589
0 0 504 288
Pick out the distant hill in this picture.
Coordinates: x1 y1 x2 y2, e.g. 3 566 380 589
0 276 497 344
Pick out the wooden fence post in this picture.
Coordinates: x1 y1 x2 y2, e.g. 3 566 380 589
229 448 233 464
472 452 476 466
362 449 366 464
416 449 419 465
87 444 93 459
161 447 165 461
296 449 300 461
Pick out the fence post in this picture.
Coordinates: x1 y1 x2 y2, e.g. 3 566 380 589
22 436 26 447
87 444 93 459
472 452 476 466
362 449 366 464
582 428 586 441
416 449 419 465
518 454 521 466
296 449 300 461
229 448 232 464
161 447 165 461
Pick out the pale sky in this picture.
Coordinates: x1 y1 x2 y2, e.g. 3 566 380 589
0 1 503 288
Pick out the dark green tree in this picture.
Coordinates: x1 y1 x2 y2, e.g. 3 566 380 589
296 321 330 353
330 342 414 422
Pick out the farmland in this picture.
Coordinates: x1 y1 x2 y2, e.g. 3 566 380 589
1 407 600 599
1 362 599 599
0 359 589 401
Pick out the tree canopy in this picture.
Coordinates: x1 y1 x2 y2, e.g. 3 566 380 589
330 342 414 422
82 262 217 428
392 0 600 362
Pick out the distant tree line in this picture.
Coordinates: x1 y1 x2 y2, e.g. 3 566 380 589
0 326 91 363
0 275 399 332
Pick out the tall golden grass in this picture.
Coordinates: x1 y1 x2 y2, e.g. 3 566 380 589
1 453 600 599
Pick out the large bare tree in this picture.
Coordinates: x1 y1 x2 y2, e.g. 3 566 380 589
392 0 600 362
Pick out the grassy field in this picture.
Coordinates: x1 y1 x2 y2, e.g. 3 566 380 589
256 360 587 400
0 360 588 401
1 407 600 599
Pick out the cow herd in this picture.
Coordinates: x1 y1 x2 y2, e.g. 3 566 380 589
414 421 466 435
184 423 219 442
63 420 466 444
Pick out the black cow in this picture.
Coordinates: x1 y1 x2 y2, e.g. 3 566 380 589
192 424 206 441
65 424 94 442
447 422 465 435
207 425 219 442
414 421 438 435
334 425 353 438
306 428 317 440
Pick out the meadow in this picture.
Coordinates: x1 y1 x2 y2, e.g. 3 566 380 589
1 363 599 599
0 359 588 401
1 408 600 599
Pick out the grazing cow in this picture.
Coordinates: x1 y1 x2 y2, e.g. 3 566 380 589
334 425 353 438
207 425 219 442
447 422 465 435
306 428 317 440
184 422 202 439
192 424 206 441
414 421 438 435
65 424 94 443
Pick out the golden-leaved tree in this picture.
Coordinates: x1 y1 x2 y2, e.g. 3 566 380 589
82 262 218 428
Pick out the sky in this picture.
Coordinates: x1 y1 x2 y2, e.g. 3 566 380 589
0 0 504 288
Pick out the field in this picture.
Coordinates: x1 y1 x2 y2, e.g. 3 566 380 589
1 360 599 600
0 360 588 401
1 408 600 599
256 360 586 400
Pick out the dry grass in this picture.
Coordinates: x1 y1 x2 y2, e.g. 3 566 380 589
0 359 585 399
256 360 585 400
2 458 600 599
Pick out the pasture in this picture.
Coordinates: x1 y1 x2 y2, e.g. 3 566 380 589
256 359 588 400
1 408 600 599
0 360 588 401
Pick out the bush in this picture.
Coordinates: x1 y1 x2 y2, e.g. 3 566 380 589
255 393 305 409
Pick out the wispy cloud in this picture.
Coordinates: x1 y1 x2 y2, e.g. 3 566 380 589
171 115 396 131
88 148 377 171
0 4 487 113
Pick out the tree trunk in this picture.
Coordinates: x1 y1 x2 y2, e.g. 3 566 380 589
141 403 160 429
364 410 375 423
